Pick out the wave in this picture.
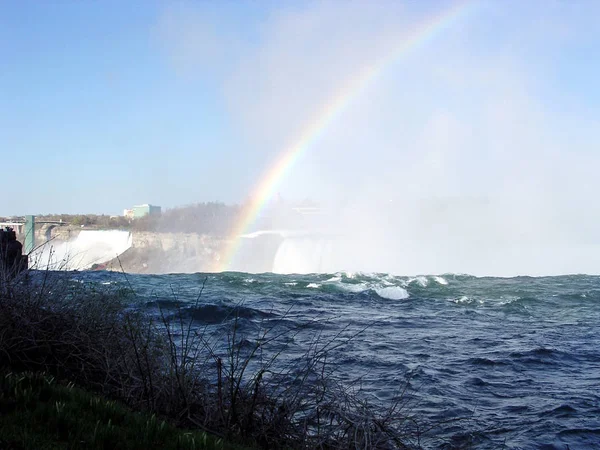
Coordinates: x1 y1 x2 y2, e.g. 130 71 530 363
77 270 600 314
311 273 411 299
375 286 410 300
46 268 600 448
467 357 507 366
546 404 578 417
433 276 449 285
154 303 277 325
407 276 429 287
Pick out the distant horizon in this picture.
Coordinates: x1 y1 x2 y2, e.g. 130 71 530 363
2 193 516 218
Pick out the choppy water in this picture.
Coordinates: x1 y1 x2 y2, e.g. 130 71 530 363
70 271 600 448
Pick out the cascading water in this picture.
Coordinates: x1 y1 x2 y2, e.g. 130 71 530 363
272 236 334 274
31 230 132 270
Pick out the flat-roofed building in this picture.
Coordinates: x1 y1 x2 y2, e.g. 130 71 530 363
132 204 161 219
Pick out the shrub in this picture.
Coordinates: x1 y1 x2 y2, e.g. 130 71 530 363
0 271 430 449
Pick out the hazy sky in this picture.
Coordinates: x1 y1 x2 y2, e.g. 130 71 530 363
2 0 599 216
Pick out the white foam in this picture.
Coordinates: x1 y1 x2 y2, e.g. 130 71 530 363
339 282 368 293
325 275 342 282
31 230 132 271
409 276 429 287
307 283 321 288
375 286 409 300
498 297 519 306
452 296 484 305
433 276 448 285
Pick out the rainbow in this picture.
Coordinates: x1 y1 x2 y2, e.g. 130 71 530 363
215 0 474 272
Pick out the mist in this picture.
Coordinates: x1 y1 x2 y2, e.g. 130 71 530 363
159 1 600 276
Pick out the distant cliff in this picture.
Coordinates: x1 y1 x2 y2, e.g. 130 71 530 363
28 226 226 274
105 231 226 274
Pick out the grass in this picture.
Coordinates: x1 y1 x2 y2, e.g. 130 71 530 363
0 371 244 450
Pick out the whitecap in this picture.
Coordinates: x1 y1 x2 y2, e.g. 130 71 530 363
498 297 519 306
375 286 409 300
307 283 321 289
339 283 368 293
409 276 429 287
433 276 448 285
325 276 342 282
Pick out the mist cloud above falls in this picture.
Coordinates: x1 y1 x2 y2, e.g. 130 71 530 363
158 1 600 276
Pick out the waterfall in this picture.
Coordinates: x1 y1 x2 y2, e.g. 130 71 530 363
31 230 132 270
272 236 334 274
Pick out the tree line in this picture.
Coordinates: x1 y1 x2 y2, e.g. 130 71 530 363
1 203 240 236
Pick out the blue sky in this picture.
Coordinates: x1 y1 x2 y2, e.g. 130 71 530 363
2 0 599 216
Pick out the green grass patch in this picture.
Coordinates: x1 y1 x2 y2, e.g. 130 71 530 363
0 371 246 450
